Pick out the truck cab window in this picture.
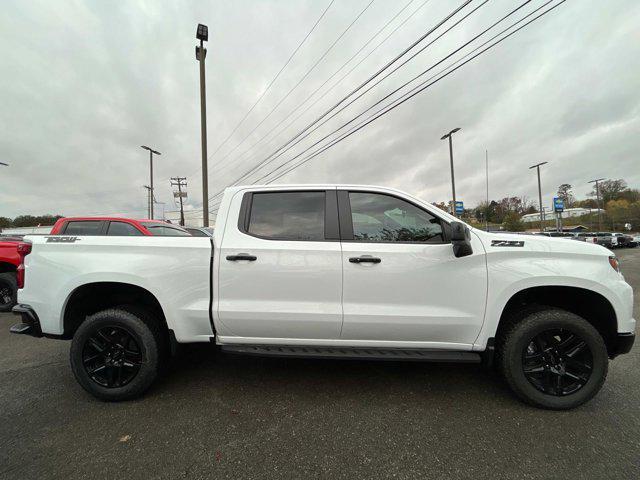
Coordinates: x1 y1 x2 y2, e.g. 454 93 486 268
107 221 143 236
248 191 325 241
349 192 444 243
63 221 103 235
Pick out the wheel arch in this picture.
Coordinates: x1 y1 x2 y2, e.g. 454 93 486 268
495 285 618 356
62 281 169 340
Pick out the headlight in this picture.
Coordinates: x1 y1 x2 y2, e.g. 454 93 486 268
609 256 620 273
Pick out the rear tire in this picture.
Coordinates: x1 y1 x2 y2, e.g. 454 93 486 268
0 272 17 313
70 308 165 401
499 308 608 410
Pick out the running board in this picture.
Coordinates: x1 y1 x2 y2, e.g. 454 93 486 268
220 345 481 363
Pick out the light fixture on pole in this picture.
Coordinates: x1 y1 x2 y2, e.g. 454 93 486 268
0 162 8 167
440 127 461 216
589 178 605 231
529 161 548 232
140 146 161 219
196 23 210 227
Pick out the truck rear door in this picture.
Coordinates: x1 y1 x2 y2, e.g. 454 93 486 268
217 189 342 341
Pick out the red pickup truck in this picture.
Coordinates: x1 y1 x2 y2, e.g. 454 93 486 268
50 217 191 236
0 237 31 312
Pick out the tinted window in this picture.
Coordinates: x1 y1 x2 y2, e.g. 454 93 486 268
186 228 209 237
248 192 325 240
143 224 191 236
349 192 444 243
63 221 103 235
107 221 143 236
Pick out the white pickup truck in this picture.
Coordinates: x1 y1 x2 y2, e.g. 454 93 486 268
11 185 635 409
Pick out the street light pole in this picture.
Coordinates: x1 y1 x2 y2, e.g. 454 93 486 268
0 162 8 167
529 161 548 232
140 145 161 219
196 24 209 227
440 127 461 216
589 178 605 231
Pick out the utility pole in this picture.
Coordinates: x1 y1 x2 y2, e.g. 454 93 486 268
171 177 188 226
529 161 548 232
440 127 461 216
143 185 152 218
589 178 605 231
485 149 489 231
140 146 161 219
196 24 210 227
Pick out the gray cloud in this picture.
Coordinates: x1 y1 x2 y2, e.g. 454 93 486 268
1 0 638 224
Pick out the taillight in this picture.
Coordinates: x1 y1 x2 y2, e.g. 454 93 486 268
609 256 620 273
16 242 32 289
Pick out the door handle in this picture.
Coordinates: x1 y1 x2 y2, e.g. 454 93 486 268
226 254 257 261
349 255 381 264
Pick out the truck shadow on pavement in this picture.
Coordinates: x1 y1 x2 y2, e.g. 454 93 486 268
153 343 518 409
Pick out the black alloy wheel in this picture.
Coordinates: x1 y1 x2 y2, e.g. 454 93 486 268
522 328 593 396
82 326 143 388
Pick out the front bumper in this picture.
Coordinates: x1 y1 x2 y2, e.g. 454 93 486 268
611 332 635 357
10 304 43 338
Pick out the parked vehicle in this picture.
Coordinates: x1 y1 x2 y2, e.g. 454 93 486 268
50 217 191 237
594 232 618 249
571 232 617 249
0 238 30 312
535 232 574 238
630 234 640 247
11 185 635 409
611 233 634 248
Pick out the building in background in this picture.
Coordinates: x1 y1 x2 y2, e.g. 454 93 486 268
521 208 604 223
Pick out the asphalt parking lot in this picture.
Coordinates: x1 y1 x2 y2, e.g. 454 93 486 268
1 249 638 479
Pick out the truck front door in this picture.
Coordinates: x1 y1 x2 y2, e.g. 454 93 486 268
338 190 487 348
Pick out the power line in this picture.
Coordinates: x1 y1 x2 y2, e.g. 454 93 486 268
263 0 566 185
196 0 458 208
252 0 531 184
209 0 427 182
206 0 336 165
205 0 564 211
201 0 473 209
211 0 474 194
244 0 491 186
179 0 336 185
208 0 378 173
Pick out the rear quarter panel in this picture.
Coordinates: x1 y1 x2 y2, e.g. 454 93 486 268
19 236 213 342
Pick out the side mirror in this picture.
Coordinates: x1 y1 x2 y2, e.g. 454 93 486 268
450 221 473 258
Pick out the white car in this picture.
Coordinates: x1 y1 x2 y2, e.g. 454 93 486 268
11 185 635 409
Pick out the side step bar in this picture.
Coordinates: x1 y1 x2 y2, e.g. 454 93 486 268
221 345 481 363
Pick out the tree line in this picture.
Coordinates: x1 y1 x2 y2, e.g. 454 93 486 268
434 178 640 232
0 215 63 229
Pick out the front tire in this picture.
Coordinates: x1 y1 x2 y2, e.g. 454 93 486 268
500 308 608 410
70 308 164 401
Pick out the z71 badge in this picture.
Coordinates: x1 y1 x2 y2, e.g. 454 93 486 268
491 240 524 247
46 236 80 243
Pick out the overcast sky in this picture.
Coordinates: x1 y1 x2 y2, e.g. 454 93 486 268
1 0 638 224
